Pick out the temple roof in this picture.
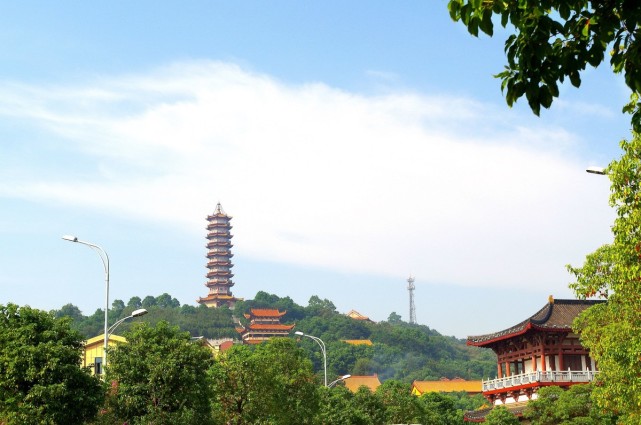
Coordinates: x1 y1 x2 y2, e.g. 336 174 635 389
345 309 373 322
344 375 382 393
467 297 604 347
246 323 295 331
342 339 373 346
198 294 237 301
411 379 482 395
245 308 287 318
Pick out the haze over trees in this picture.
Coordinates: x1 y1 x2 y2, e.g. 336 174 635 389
448 1 641 422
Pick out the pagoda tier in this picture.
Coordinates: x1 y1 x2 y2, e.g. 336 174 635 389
236 309 295 344
463 296 604 422
197 203 241 309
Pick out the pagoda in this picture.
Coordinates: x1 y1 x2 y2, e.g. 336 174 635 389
236 308 295 344
197 203 240 308
464 296 603 422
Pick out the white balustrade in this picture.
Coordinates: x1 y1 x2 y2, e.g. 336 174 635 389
482 369 598 391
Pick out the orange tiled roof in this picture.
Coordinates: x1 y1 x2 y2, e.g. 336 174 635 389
247 323 295 330
344 375 381 393
411 380 482 395
198 294 237 301
247 308 286 318
342 339 373 346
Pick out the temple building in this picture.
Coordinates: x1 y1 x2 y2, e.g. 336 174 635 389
464 296 603 422
236 308 295 344
197 203 241 308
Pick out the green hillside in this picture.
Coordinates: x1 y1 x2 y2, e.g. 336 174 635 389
53 290 495 383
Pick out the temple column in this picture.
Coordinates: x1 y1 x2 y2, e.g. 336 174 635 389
532 354 537 372
558 351 564 370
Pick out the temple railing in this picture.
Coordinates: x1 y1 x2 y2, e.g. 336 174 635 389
482 370 599 392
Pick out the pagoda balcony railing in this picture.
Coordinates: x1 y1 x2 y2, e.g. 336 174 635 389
482 370 599 392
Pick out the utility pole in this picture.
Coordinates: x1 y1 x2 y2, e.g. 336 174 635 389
407 275 416 324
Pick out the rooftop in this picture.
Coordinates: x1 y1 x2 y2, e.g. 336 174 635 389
467 296 604 347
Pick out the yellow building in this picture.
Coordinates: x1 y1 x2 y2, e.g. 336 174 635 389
82 334 127 375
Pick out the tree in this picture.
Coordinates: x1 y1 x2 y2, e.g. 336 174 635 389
447 0 641 125
316 386 370 425
567 135 641 423
387 311 403 324
485 405 520 425
375 380 422 425
0 303 102 424
417 392 464 425
212 338 319 425
127 296 142 308
52 303 84 322
523 384 617 424
106 321 215 425
141 295 157 308
447 1 641 421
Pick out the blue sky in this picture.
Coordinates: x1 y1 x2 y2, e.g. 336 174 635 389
0 1 626 338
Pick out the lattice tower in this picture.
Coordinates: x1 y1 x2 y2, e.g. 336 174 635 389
407 275 416 324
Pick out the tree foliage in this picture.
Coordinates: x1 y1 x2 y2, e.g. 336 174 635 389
567 134 641 423
211 338 319 425
105 321 215 425
447 0 641 124
0 303 102 425
485 405 520 425
524 384 617 424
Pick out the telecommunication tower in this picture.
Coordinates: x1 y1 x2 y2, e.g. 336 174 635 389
407 275 416 324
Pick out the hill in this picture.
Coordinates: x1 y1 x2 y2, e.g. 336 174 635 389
53 290 495 383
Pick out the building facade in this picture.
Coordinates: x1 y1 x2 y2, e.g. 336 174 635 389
83 334 127 376
464 296 602 422
197 203 241 308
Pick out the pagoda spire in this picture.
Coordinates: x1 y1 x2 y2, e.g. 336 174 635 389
197 203 241 308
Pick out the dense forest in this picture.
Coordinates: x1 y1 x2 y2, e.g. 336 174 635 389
53 291 496 383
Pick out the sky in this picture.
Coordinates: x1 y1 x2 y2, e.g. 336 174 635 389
0 1 628 338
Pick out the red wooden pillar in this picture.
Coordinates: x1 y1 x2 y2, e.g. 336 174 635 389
532 354 537 372
558 351 564 370
497 362 503 378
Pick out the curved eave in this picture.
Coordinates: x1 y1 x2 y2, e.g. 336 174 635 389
467 323 573 347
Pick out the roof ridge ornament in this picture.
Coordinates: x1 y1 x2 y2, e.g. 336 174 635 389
548 295 554 304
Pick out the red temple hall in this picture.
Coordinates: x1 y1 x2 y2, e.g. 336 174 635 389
236 308 295 344
464 296 602 422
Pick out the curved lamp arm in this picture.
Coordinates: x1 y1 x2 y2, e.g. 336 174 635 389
295 331 328 386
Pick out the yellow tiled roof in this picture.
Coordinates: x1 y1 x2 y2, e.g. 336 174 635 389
411 380 482 395
342 339 373 346
344 375 381 393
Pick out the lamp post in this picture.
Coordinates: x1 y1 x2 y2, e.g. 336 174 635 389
295 331 327 386
107 308 148 337
328 374 351 388
586 166 607 175
62 235 110 372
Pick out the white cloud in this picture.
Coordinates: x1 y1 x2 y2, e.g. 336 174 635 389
0 60 615 292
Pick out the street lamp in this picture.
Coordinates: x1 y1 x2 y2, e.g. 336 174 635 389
295 331 327 386
62 235 110 371
586 166 607 175
328 374 351 388
107 308 148 337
